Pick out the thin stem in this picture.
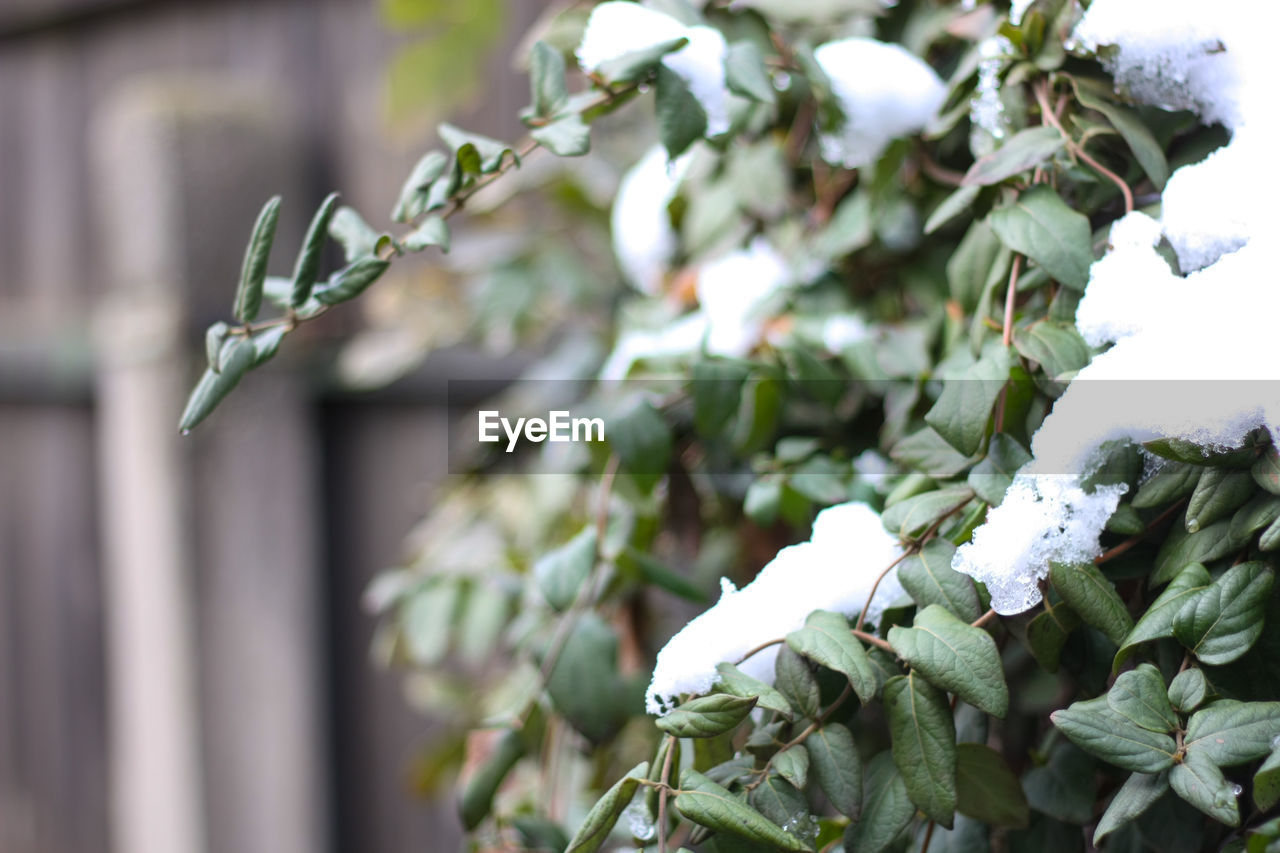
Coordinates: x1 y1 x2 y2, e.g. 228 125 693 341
1035 79 1133 213
658 734 676 853
971 608 997 629
732 637 785 666
855 549 914 632
1094 499 1186 565
852 629 894 653
1002 253 1023 348
920 820 938 853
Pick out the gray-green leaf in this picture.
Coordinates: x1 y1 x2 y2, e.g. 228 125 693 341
1173 561 1274 665
532 114 591 157
1114 562 1211 672
178 337 256 432
955 742 1029 828
714 662 793 718
1170 749 1240 826
1093 770 1169 845
1167 668 1209 713
785 610 877 704
961 126 1065 187
529 41 569 119
888 604 1009 717
844 752 915 853
986 185 1092 290
1050 696 1177 773
674 769 812 852
925 348 1011 456
535 527 597 612
885 672 957 827
234 195 281 323
290 192 340 308
898 539 982 622
313 257 390 306
565 761 648 853
1186 468 1254 533
1107 664 1178 732
724 40 775 105
1184 700 1280 766
808 723 861 819
1254 747 1280 812
656 694 758 739
1048 561 1133 646
655 64 707 159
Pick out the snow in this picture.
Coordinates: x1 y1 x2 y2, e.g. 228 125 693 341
970 36 1014 156
576 2 731 135
813 38 947 169
610 145 691 295
953 0 1280 614
646 502 905 714
601 238 791 379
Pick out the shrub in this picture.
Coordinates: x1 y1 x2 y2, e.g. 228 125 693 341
185 1 1280 850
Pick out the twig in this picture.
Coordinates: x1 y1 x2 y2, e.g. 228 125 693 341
733 637 785 666
920 820 938 853
855 549 915 632
971 608 997 629
1094 499 1185 565
658 734 676 853
1002 253 1023 348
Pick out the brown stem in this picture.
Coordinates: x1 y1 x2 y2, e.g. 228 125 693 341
972 608 997 629
855 549 915 632
732 637 785 666
1094 499 1186 565
1002 253 1023 348
852 629 894 653
920 820 938 853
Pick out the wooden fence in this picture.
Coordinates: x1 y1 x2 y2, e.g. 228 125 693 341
0 1 549 850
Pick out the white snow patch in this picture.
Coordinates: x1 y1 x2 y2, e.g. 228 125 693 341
600 238 791 379
610 145 692 295
813 38 947 169
646 502 904 714
576 2 731 135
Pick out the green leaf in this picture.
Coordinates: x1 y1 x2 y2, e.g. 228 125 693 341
178 337 257 432
773 745 810 791
1254 747 1280 812
596 36 689 84
1023 742 1094 824
808 723 861 819
1230 493 1280 543
924 184 981 236
608 398 672 480
564 761 648 853
1027 600 1081 673
890 428 976 479
1050 696 1177 773
313 257 390 306
775 645 821 719
812 190 873 260
535 527 597 612
1093 770 1169 845
1070 76 1169 189
956 743 1029 828
925 348 1011 456
692 360 750 437
532 113 591 157
1152 515 1246 585
785 610 878 704
881 487 974 540
750 774 809 828
724 40 775 105
656 694 758 738
1173 561 1274 665
1115 562 1211 672
1170 749 1240 826
962 126 1066 187
898 539 982 622
1167 667 1209 713
328 204 385 262
1011 321 1091 380
392 150 448 222
205 322 230 371
1186 468 1255 533
234 195 281 323
545 613 628 744
1185 700 1280 766
512 815 570 853
986 185 1093 290
1260 514 1280 552
743 477 781 526
1133 461 1201 509
458 727 525 830
968 433 1032 506
439 123 516 174
884 672 957 827
1252 443 1280 494
1048 561 1133 646
624 547 707 604
844 752 915 853
290 192 340 308
674 769 812 852
529 41 568 119
655 64 707 159
401 215 451 253
1108 664 1178 732
948 220 1007 312
888 604 1009 717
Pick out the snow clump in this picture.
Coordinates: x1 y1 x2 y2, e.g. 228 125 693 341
646 501 905 714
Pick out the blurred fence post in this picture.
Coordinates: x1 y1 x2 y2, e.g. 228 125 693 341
93 78 328 853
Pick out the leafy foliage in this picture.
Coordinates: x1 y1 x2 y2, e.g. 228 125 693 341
182 0 1280 850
